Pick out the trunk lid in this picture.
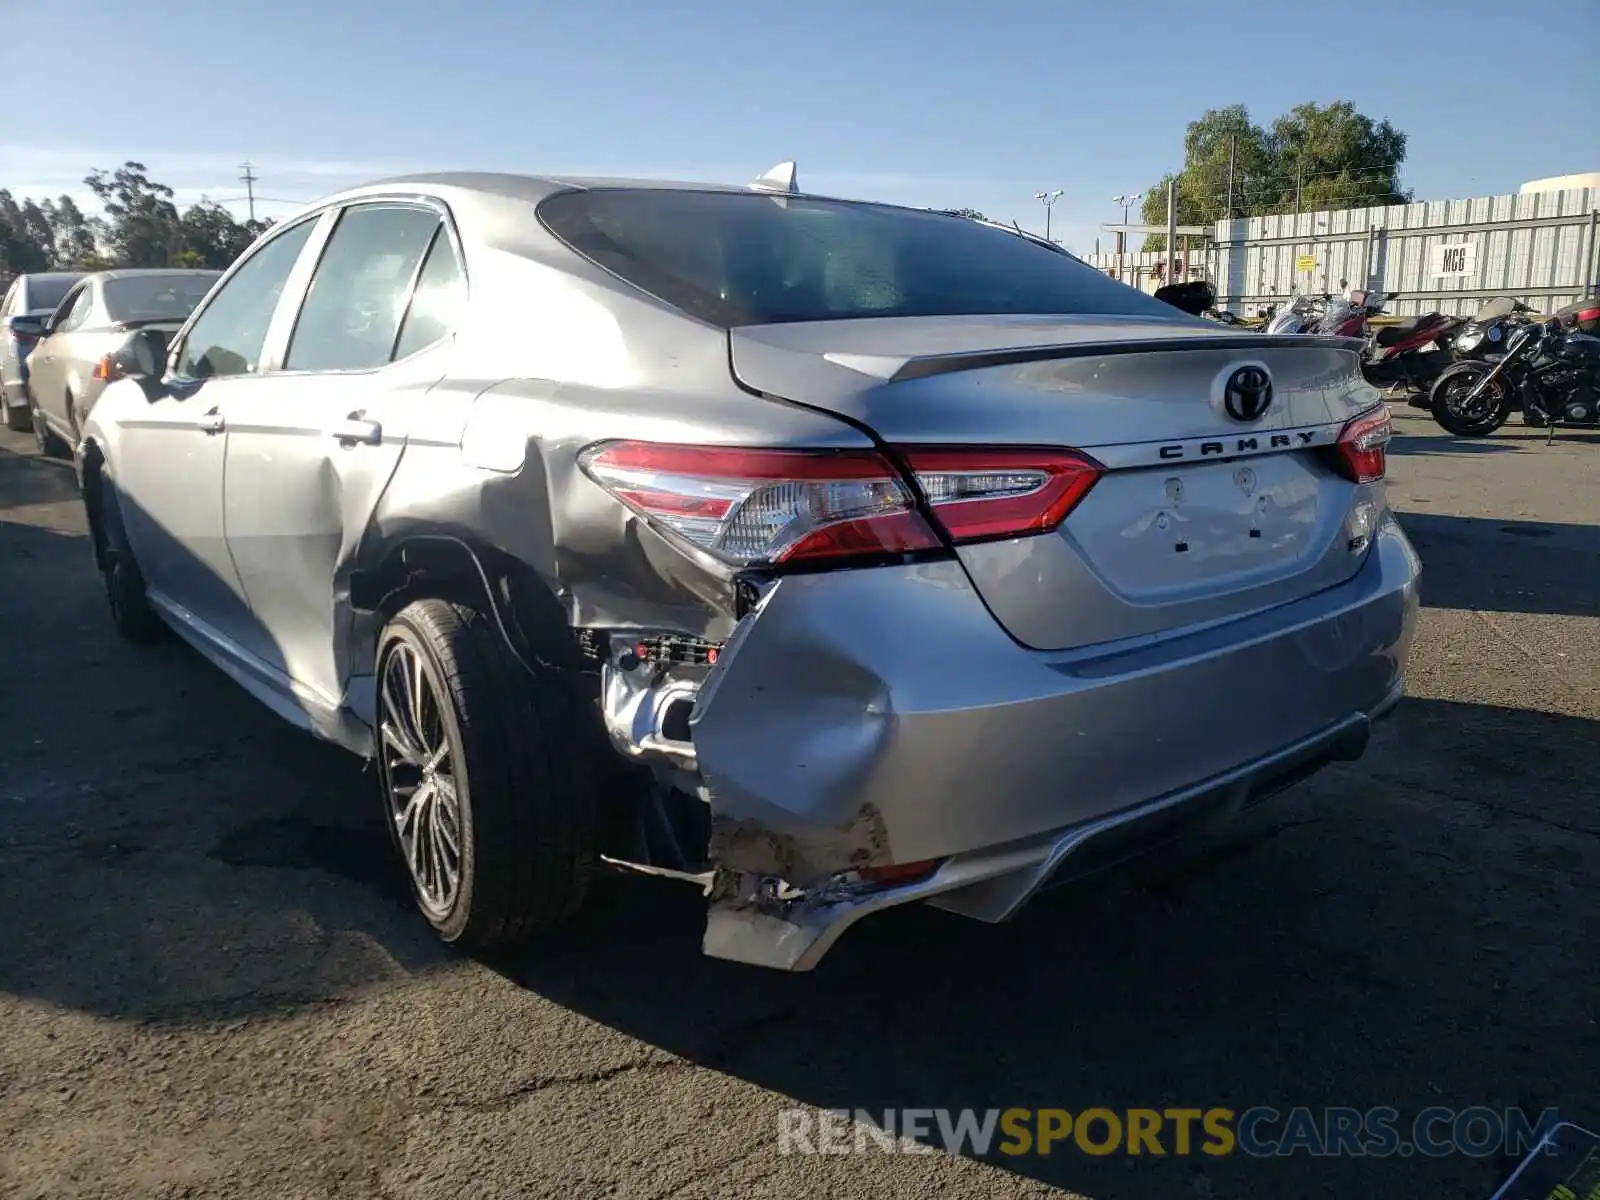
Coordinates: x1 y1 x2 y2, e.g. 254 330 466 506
729 315 1383 651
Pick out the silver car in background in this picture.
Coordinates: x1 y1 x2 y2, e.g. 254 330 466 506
1 271 85 430
78 166 1421 971
26 269 221 456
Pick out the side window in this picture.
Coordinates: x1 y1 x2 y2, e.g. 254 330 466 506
284 205 441 373
393 228 467 360
54 286 96 333
176 220 316 380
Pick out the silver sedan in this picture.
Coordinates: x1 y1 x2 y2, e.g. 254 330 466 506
26 269 220 456
77 166 1420 970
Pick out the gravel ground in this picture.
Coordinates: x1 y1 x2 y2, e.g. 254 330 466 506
0 409 1595 1200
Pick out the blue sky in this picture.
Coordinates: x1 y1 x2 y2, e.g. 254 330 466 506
5 0 1596 255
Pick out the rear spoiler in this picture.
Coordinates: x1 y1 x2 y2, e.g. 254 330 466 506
888 334 1368 383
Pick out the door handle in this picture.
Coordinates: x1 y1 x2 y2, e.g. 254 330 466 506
195 408 225 434
329 414 382 446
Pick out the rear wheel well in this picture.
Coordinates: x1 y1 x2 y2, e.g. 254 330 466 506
352 535 648 855
354 536 588 679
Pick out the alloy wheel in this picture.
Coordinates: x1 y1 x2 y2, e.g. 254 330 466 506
1442 374 1504 424
379 641 464 918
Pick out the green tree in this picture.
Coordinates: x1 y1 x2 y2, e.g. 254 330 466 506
176 200 256 269
41 196 100 267
0 190 52 275
937 207 988 220
1140 101 1409 250
84 161 181 267
1265 101 1408 213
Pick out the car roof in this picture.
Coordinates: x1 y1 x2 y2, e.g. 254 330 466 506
93 268 223 282
321 170 787 209
20 272 85 288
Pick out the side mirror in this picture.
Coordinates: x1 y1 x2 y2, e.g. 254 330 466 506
121 328 171 379
117 328 174 402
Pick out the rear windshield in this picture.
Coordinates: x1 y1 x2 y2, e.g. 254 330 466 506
103 274 220 323
539 189 1174 327
25 277 75 313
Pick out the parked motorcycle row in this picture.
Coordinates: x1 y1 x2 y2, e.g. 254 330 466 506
1155 281 1600 440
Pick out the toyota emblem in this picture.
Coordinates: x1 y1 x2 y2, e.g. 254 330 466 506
1223 366 1273 422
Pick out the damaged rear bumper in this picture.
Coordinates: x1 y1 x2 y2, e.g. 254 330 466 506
702 689 1399 970
675 514 1419 969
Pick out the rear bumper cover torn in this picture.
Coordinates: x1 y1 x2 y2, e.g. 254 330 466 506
684 514 1419 969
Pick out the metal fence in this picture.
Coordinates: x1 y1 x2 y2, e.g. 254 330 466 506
1085 186 1600 318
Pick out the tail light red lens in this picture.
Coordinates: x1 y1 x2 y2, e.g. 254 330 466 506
92 354 124 382
899 447 1103 542
579 443 941 566
1330 405 1392 484
579 441 1104 567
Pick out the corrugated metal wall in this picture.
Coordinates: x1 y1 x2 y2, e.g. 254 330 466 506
1085 187 1600 317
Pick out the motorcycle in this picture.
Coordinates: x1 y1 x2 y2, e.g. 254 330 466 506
1401 296 1539 408
1428 316 1600 439
1265 292 1328 334
1359 294 1464 392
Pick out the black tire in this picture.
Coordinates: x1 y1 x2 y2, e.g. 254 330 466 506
375 599 596 949
1430 363 1511 437
92 475 165 643
1 387 31 432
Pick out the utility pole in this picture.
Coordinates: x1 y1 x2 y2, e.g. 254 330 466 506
1165 178 1177 284
1294 161 1303 219
1111 193 1141 283
238 161 259 223
1225 135 1236 222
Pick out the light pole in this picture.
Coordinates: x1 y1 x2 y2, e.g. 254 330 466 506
1111 193 1142 282
1034 190 1063 243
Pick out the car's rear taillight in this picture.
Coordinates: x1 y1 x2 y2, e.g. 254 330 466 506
578 442 941 566
92 354 125 382
580 441 1106 567
900 447 1103 543
1330 405 1392 484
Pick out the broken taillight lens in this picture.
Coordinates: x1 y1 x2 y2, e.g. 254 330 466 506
578 442 942 566
1329 406 1392 484
580 441 1105 567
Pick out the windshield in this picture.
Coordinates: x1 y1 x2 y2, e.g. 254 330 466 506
1474 296 1518 321
539 188 1175 327
103 274 221 323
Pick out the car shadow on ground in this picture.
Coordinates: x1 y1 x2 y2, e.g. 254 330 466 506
1395 513 1600 618
1388 423 1600 459
0 441 79 508
495 695 1597 1197
0 508 454 1027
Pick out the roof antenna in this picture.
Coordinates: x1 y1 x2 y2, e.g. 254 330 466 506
751 161 799 194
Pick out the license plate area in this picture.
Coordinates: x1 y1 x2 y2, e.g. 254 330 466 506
1069 455 1326 600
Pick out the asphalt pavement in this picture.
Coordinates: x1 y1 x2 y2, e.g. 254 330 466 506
1 409 1595 1199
